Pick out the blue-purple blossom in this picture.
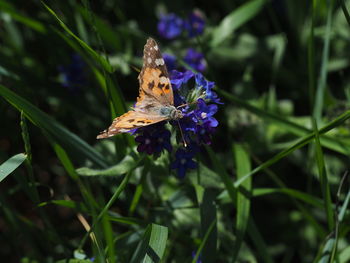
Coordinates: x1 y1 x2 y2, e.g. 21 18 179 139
133 67 220 177
170 70 195 90
195 121 216 145
184 48 206 72
163 53 177 71
184 11 206 38
58 54 86 94
158 13 184 39
193 99 218 128
195 73 222 104
191 251 203 263
135 124 172 155
171 148 197 178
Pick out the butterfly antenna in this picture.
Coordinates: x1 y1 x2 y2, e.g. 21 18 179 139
130 65 141 73
177 120 187 147
177 100 198 109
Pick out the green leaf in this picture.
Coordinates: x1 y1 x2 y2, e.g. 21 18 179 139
219 90 350 156
107 213 143 225
0 153 27 183
234 109 350 188
38 200 87 212
0 0 46 33
206 147 273 263
317 237 335 263
78 155 144 249
56 259 92 263
130 224 168 263
338 185 350 222
199 189 217 263
313 0 334 123
41 2 114 73
211 0 266 47
218 187 324 208
340 0 350 27
76 155 138 176
312 119 334 230
192 219 216 263
339 246 350 263
232 144 251 261
0 84 107 168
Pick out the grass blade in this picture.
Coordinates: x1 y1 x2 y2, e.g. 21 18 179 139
206 147 273 263
76 154 139 177
0 153 27 183
211 0 266 47
312 0 334 123
199 189 217 263
340 0 350 26
0 84 107 168
0 0 46 33
339 246 350 263
41 2 113 73
317 237 335 263
131 224 168 263
312 119 334 230
232 144 251 261
219 90 350 156
234 109 350 188
79 155 144 249
192 219 216 263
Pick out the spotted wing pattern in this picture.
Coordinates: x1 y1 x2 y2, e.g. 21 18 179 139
96 111 167 139
97 38 174 139
136 38 174 110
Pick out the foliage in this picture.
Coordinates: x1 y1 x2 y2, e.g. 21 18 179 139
1 0 350 262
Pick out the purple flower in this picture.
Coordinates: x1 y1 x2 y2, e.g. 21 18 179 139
180 111 197 132
184 48 206 72
58 54 86 94
171 148 197 178
195 121 216 145
130 54 220 178
135 123 172 155
135 130 155 155
193 99 218 128
158 13 183 39
191 251 202 263
170 70 195 90
187 99 218 145
153 129 172 153
195 73 222 104
184 11 206 38
168 70 221 172
163 53 177 71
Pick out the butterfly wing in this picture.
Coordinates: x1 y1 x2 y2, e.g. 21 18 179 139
96 110 168 139
97 38 174 139
136 38 174 110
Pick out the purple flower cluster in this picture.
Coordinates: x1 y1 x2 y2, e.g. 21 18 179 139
158 11 205 40
158 11 207 73
133 69 221 178
157 13 184 40
134 123 172 155
163 47 206 73
184 48 206 73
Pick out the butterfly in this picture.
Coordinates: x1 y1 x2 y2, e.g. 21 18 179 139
97 38 183 139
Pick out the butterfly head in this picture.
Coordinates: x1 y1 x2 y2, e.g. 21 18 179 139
172 108 183 120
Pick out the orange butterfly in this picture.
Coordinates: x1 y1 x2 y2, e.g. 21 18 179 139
97 38 183 139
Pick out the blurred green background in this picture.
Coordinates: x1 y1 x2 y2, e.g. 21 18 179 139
1 0 350 262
